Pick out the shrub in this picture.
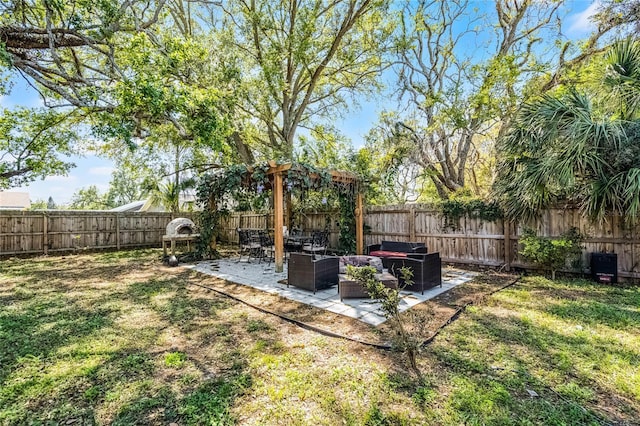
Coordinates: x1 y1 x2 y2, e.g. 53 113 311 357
519 227 584 280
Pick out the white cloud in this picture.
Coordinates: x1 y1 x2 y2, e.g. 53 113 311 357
568 1 600 35
45 175 78 183
89 166 115 176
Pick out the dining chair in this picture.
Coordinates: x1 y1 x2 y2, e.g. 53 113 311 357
237 229 261 262
302 229 329 257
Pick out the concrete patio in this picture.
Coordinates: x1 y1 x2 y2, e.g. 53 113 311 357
186 258 477 326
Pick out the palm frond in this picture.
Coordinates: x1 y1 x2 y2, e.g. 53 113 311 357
604 37 640 120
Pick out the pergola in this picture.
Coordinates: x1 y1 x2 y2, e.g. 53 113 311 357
263 162 364 272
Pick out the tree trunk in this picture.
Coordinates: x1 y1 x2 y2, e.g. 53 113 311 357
174 143 180 214
230 130 255 164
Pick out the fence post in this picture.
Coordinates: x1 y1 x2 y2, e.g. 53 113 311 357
356 193 364 254
408 206 416 241
116 213 121 250
42 211 48 255
504 218 511 272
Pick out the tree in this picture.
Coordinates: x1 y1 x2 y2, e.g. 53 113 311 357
89 7 244 204
0 0 167 109
220 0 392 159
2 0 241 185
595 0 640 36
46 196 57 210
143 178 194 213
494 38 640 222
384 0 628 200
345 264 431 378
359 112 429 205
0 107 78 188
69 185 111 210
386 0 567 198
519 228 583 280
104 167 146 207
29 199 47 209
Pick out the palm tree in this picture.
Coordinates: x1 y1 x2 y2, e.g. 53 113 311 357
494 38 640 222
143 177 195 214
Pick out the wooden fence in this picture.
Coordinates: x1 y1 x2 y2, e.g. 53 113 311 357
219 206 639 280
0 210 184 255
3 207 638 280
365 205 639 280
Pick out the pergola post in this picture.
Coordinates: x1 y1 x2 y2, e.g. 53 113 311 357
356 192 364 255
274 171 285 272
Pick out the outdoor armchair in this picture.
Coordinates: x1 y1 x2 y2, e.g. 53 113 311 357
382 252 442 294
287 253 339 293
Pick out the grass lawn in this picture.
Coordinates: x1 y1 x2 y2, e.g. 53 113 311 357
1 249 639 425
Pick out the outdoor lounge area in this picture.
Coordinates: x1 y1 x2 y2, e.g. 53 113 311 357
186 256 476 326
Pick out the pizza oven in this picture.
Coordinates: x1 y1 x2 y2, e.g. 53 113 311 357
165 218 197 237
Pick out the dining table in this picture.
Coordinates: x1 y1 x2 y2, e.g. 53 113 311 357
284 233 313 252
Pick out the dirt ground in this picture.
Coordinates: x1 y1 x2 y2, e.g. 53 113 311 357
182 255 519 349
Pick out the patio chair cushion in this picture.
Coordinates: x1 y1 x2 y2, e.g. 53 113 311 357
338 255 383 273
368 250 409 258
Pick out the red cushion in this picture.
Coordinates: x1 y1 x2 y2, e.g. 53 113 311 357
369 250 408 258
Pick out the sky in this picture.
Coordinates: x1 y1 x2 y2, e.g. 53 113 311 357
1 0 600 206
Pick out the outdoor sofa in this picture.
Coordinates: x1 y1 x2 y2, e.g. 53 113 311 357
367 240 427 258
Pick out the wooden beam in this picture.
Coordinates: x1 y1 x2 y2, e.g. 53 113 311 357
274 171 285 272
329 170 358 183
264 162 357 184
408 205 416 241
356 192 364 254
115 213 121 250
266 163 293 175
504 218 511 272
42 212 48 255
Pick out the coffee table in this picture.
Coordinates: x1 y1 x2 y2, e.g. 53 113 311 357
338 271 398 301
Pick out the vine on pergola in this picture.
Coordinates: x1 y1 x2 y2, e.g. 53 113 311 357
195 162 360 257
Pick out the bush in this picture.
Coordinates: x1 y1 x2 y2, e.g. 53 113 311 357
519 227 584 280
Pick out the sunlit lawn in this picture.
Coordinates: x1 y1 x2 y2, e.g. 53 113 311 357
0 249 638 425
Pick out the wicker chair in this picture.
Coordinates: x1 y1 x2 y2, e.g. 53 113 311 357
287 253 339 293
382 253 442 294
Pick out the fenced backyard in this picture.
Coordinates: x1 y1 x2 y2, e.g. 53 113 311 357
2 206 639 279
